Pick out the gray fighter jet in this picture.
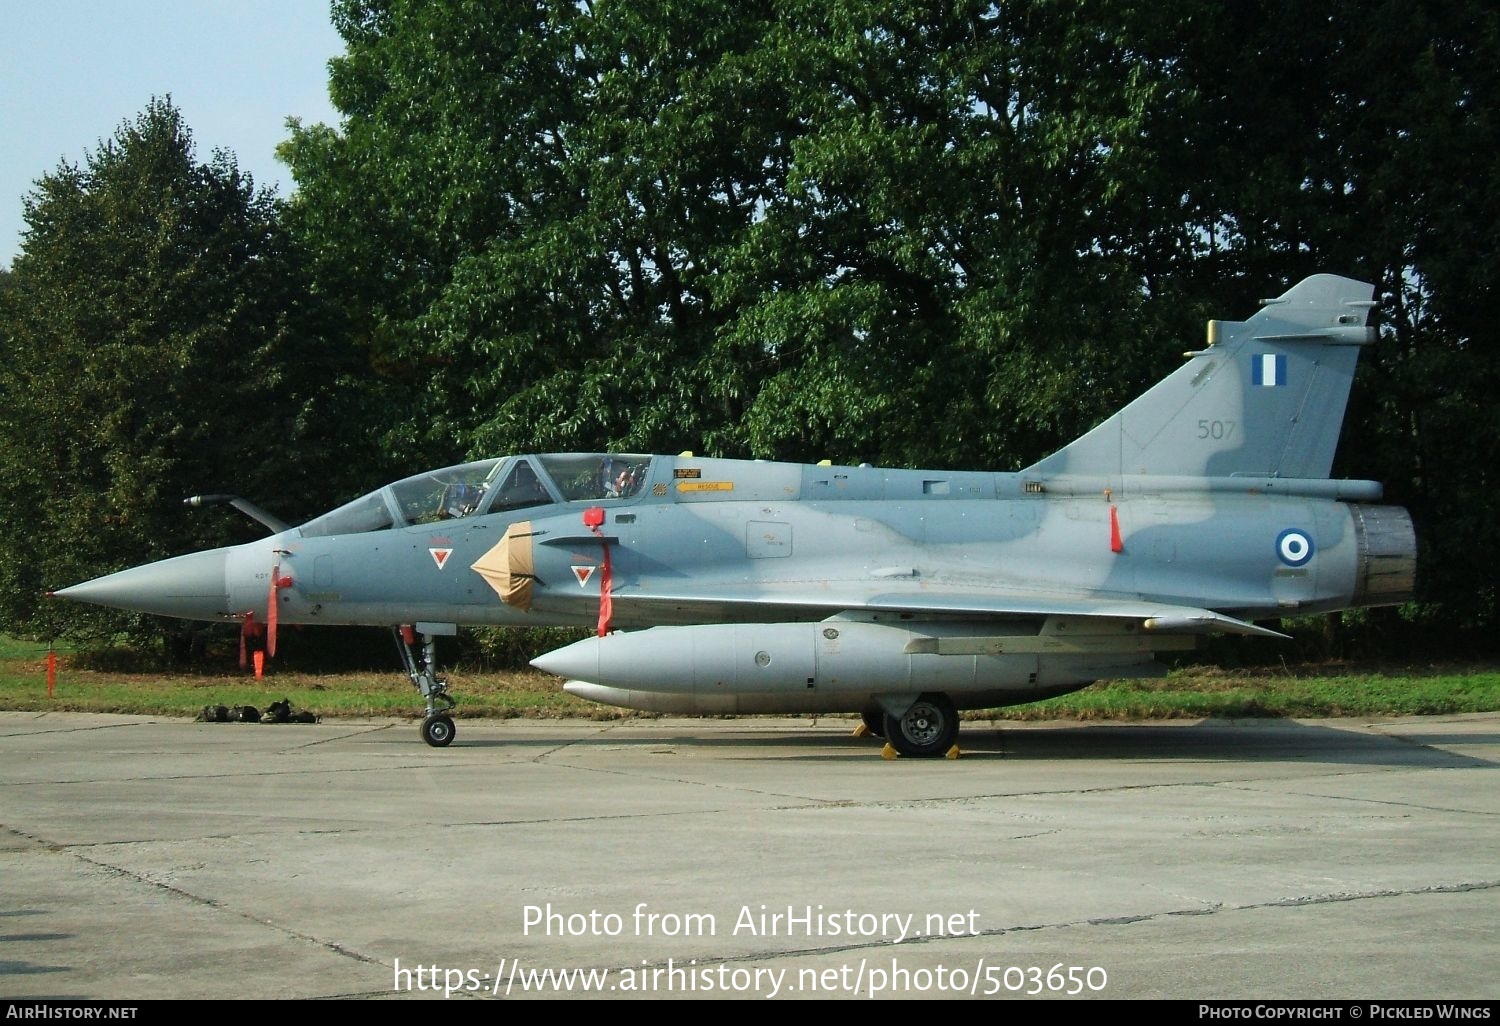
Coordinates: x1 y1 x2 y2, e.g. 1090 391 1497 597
54 274 1416 755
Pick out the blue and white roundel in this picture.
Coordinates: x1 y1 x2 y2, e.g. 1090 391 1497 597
1276 528 1315 567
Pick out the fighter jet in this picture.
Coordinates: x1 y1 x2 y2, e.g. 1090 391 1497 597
53 274 1416 755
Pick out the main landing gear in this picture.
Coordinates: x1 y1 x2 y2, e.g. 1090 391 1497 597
396 625 457 747
881 692 959 758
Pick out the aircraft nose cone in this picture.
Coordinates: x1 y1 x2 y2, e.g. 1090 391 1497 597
52 549 229 620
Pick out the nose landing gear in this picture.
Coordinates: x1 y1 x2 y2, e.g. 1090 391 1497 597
396 624 458 747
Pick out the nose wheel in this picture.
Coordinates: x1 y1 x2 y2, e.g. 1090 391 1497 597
396 625 459 747
421 713 456 747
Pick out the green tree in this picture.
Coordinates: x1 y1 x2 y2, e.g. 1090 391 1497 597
285 0 1209 469
1336 0 1500 639
282 0 789 461
702 0 1214 467
0 98 367 650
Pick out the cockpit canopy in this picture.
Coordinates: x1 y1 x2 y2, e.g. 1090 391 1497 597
298 453 653 538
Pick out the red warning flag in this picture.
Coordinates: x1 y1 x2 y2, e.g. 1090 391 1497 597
267 574 279 657
583 508 613 636
597 542 613 637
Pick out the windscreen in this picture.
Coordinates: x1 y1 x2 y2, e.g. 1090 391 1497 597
298 458 503 537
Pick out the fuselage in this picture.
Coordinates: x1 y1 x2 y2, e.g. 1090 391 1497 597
59 453 1415 644
221 455 1413 632
52 450 1418 731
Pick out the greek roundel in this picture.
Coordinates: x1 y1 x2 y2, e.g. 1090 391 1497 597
1275 529 1314 567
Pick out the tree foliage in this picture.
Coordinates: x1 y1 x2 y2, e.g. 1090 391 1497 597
283 0 1212 468
0 99 370 648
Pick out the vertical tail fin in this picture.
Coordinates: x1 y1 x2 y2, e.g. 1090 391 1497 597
1025 274 1377 480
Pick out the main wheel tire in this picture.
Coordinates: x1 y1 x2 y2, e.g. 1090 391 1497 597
860 708 886 738
421 714 456 748
882 693 958 758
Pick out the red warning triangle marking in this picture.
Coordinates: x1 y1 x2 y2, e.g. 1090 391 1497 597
430 548 453 569
572 565 597 587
